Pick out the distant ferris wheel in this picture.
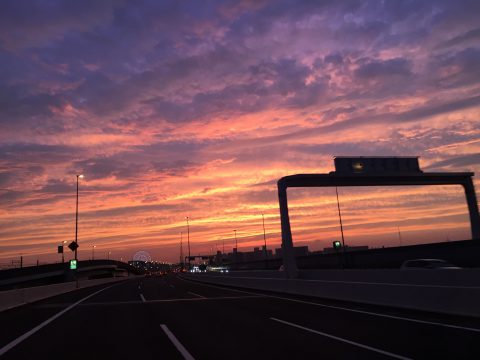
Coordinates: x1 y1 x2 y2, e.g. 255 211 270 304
132 251 152 262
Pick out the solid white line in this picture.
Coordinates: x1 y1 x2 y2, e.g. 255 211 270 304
160 324 195 360
267 294 480 333
37 295 265 307
177 275 258 295
0 283 118 356
148 295 262 303
179 275 480 333
187 291 205 298
270 317 412 360
140 293 146 302
198 274 480 290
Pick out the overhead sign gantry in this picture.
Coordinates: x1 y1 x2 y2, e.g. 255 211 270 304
277 156 480 278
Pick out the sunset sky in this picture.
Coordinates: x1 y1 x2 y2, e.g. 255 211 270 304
1 0 479 266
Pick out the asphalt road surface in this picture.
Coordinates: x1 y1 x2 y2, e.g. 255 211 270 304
1 274 480 359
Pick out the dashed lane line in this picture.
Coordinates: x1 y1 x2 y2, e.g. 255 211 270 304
160 324 195 360
271 317 412 360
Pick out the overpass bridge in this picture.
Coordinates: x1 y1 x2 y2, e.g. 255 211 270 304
0 260 138 291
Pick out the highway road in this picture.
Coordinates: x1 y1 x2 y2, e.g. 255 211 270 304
1 274 480 359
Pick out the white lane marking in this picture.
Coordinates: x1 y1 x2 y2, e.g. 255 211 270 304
271 317 412 360
187 291 205 298
177 275 257 295
179 275 480 333
38 295 265 307
0 283 119 356
194 274 480 290
140 293 146 302
169 284 175 288
267 294 480 334
160 324 195 360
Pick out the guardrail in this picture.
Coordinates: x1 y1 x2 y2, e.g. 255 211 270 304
182 269 480 317
0 276 130 312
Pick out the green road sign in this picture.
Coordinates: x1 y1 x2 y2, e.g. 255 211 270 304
333 241 342 250
70 259 77 270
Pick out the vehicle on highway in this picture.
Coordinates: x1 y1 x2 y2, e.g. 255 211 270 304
400 259 461 270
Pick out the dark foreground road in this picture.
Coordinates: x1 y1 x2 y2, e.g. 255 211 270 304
1 274 480 359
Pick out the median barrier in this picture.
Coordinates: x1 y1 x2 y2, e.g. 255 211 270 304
182 269 480 317
0 276 130 312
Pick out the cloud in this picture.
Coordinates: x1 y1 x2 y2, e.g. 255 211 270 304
425 153 480 171
354 58 412 79
436 28 480 49
0 0 119 50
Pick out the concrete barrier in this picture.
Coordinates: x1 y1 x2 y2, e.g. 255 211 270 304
0 276 130 312
182 269 480 317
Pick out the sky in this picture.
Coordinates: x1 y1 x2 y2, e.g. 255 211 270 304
0 0 479 266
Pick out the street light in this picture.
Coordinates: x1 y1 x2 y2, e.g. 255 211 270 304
74 174 84 261
234 229 237 264
92 245 96 260
185 217 191 268
180 232 183 270
61 241 67 263
262 213 268 267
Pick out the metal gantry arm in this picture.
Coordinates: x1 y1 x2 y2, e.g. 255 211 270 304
277 172 480 279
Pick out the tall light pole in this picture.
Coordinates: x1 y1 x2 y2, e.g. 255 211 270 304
61 241 67 263
186 217 191 268
180 232 183 270
92 245 96 260
262 213 268 267
75 174 84 261
234 229 237 265
335 186 347 267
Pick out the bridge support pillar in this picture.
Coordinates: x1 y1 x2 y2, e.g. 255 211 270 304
464 178 480 240
278 182 298 279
